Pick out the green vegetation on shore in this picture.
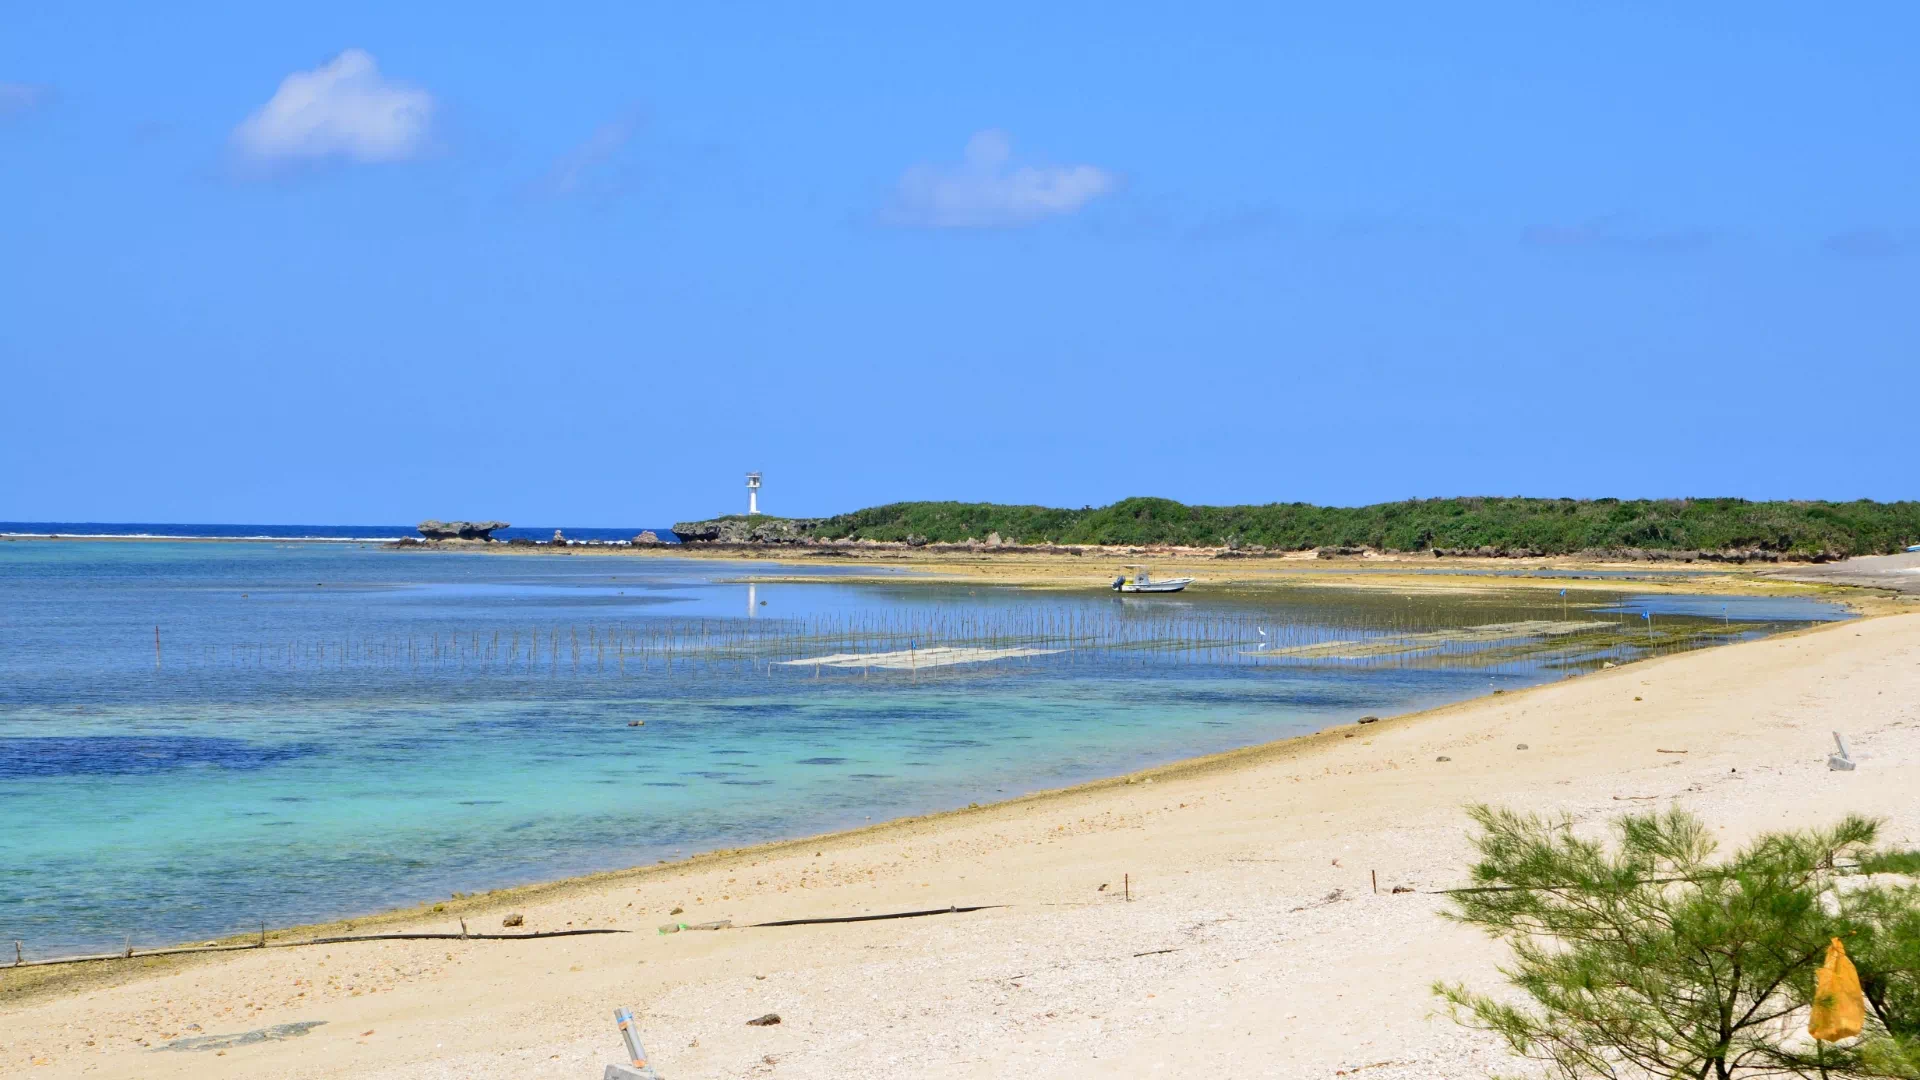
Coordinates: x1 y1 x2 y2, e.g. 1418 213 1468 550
1438 806 1920 1079
760 497 1920 556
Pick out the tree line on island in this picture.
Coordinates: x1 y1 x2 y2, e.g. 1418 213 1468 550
671 497 1920 560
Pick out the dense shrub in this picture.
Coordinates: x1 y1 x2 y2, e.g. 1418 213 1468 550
806 497 1920 556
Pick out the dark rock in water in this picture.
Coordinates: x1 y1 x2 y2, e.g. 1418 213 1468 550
553 529 566 544
672 517 824 544
507 537 536 547
1357 715 1379 725
417 519 509 541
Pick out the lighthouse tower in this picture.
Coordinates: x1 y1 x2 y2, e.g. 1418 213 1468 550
746 472 762 515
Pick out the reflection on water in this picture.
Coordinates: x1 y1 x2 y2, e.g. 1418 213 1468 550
0 542 1848 956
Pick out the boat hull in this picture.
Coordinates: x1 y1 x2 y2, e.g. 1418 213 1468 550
1116 580 1191 593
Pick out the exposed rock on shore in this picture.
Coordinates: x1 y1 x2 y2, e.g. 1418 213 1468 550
417 519 509 541
671 517 824 544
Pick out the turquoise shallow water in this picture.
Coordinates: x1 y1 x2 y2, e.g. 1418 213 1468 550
0 541 1848 957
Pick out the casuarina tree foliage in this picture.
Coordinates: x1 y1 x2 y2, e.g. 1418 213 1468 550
1436 806 1920 1079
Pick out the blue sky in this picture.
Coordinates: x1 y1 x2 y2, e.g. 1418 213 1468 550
2 3 1914 525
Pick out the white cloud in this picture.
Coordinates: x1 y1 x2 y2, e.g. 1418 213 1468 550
232 50 433 166
885 130 1116 227
0 82 51 117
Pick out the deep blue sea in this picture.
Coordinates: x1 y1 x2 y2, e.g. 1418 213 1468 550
0 537 1847 957
0 522 678 543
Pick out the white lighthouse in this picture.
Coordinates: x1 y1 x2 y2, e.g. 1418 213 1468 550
746 471 762 515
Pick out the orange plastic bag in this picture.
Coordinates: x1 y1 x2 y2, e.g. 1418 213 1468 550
1809 937 1866 1042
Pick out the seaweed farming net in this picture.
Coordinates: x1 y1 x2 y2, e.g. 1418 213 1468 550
152 601 1804 687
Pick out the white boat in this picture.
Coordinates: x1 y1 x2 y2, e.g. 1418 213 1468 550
1111 569 1193 593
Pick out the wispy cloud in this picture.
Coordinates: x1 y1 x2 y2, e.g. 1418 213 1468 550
231 50 434 168
1521 215 1713 253
1824 228 1920 258
525 109 645 199
884 130 1116 228
0 81 52 118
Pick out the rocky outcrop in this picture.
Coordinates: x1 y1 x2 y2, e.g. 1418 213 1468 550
1585 547 1804 564
633 530 667 546
1431 546 1544 558
671 517 825 545
417 519 509 541
1430 545 1817 563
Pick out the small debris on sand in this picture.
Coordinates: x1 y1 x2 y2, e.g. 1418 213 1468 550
746 1013 782 1026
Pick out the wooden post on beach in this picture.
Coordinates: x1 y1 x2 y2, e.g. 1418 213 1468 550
15 940 22 966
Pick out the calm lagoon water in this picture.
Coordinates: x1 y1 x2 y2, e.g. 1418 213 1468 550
0 540 1848 956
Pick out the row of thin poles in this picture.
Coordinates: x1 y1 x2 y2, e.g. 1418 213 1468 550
153 604 1778 681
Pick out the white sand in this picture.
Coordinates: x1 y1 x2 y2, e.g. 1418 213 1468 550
7 614 1919 1079
776 646 1062 670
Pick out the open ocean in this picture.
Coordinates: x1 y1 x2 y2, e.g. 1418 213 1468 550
0 535 1848 957
0 522 678 543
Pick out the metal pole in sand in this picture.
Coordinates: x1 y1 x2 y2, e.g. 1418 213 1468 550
609 1007 662 1079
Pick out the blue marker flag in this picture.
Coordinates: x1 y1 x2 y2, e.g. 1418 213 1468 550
1642 611 1652 620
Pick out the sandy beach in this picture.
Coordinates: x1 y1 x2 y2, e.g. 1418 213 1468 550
6 602 1918 1078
